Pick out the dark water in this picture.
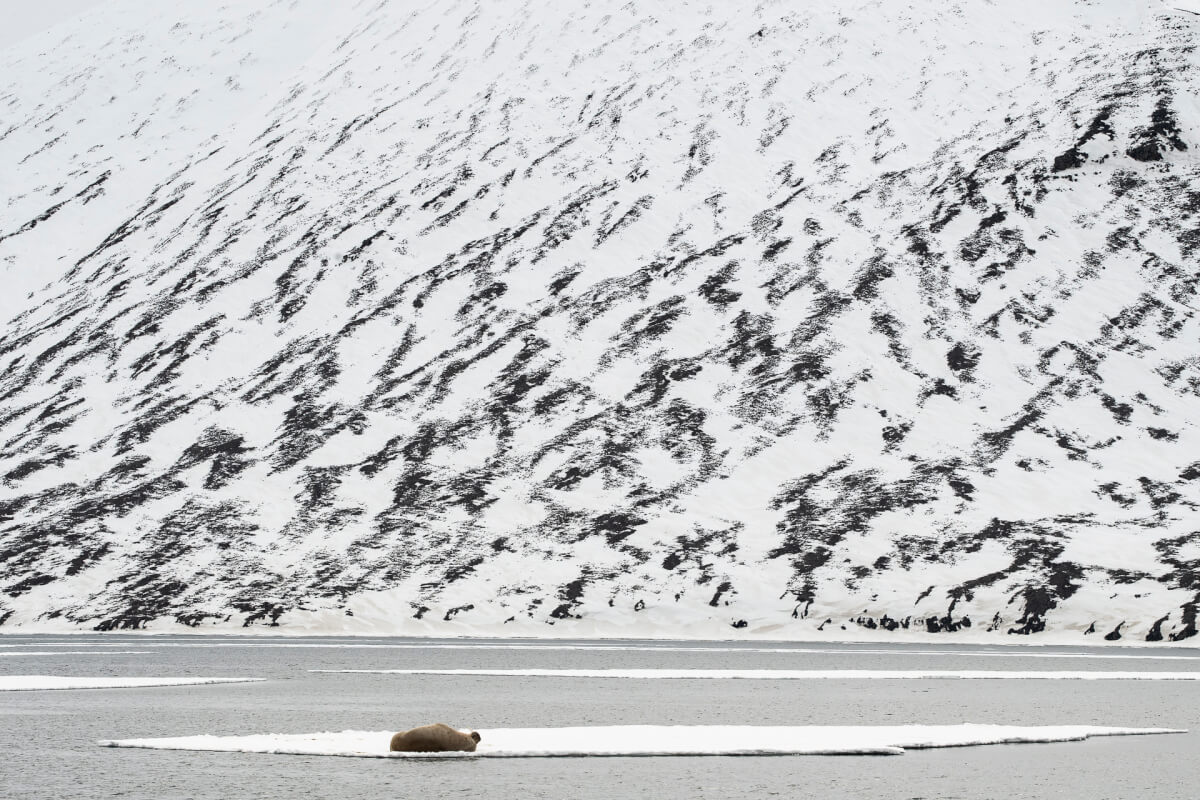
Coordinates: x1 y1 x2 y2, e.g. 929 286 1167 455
2 635 1198 799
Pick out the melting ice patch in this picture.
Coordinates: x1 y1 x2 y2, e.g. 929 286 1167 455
0 651 150 657
316 668 1200 681
0 676 263 691
99 725 1183 758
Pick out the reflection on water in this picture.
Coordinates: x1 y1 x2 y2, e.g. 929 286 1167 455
1 635 1198 800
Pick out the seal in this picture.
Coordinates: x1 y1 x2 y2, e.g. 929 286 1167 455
389 723 482 753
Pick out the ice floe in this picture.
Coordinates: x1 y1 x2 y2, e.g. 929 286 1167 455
0 651 149 657
98 724 1184 758
0 676 263 691
315 668 1200 681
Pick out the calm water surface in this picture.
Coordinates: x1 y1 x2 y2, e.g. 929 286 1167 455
2 635 1198 799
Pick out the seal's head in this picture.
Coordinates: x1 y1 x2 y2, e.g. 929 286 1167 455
470 731 482 743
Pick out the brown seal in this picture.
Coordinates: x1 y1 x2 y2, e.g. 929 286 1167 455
389 723 482 753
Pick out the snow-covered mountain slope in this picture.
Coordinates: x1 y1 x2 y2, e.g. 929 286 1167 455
2 0 1200 641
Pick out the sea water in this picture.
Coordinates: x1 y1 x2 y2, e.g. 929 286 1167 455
2 635 1197 799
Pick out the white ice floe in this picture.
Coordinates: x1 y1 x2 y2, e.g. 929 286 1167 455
98 724 1184 758
315 668 1200 681
0 651 149 657
0 676 263 691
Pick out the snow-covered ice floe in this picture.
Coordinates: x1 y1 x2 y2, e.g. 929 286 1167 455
98 725 1183 758
315 669 1200 681
0 651 150 657
0 676 263 691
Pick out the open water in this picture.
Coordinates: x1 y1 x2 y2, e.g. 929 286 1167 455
2 635 1198 799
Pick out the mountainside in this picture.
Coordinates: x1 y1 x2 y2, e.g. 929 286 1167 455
3 0 1200 641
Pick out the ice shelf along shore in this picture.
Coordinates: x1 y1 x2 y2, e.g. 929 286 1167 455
9 639 1200 659
316 668 1200 680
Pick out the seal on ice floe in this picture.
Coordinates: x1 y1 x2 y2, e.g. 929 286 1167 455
389 723 481 753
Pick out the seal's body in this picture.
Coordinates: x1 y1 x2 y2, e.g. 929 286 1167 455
389 723 481 753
